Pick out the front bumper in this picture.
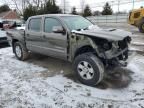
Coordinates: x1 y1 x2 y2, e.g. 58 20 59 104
99 47 129 60
104 48 128 59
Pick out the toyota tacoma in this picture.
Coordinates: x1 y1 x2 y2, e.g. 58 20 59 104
6 14 132 86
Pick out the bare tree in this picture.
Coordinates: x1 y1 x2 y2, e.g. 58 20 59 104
6 0 59 15
9 0 31 15
10 0 44 15
11 0 23 15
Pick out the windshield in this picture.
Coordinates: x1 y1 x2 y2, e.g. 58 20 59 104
61 16 93 31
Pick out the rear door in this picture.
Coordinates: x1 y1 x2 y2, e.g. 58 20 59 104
42 17 67 60
25 17 43 52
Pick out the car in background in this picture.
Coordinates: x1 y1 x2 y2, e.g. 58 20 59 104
0 29 9 48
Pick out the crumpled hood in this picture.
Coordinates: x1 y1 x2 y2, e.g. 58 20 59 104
72 25 132 41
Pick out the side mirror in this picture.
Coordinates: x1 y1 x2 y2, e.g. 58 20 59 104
52 26 65 34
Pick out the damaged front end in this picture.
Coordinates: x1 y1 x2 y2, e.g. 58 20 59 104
72 26 132 68
96 36 131 68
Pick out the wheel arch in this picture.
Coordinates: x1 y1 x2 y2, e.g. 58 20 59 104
74 45 96 59
71 36 100 61
12 39 28 52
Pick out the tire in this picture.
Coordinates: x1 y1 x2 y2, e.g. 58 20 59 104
139 21 144 33
73 53 104 86
13 42 29 60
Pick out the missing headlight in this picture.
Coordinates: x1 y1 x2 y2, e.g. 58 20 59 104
103 42 112 51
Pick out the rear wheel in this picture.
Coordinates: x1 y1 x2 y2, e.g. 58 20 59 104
13 42 29 60
139 21 144 33
73 53 104 86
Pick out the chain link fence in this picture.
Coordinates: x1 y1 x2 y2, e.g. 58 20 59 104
87 14 129 25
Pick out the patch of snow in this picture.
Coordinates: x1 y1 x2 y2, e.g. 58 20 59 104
132 42 144 46
0 48 144 108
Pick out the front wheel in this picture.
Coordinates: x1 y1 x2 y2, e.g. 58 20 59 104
13 42 29 60
73 53 104 86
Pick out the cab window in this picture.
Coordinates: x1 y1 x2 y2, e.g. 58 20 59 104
44 18 62 33
134 12 141 19
28 18 41 32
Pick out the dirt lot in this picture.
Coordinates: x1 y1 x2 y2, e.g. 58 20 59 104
0 24 144 108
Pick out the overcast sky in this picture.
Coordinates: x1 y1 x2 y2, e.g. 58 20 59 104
0 0 143 13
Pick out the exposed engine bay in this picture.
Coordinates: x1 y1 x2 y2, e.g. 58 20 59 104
72 25 132 68
94 36 131 68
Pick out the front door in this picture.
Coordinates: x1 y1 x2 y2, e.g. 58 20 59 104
42 17 67 60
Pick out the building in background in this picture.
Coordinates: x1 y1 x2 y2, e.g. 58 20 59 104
0 10 23 26
0 10 19 19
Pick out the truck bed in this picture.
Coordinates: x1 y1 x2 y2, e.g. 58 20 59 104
6 29 25 45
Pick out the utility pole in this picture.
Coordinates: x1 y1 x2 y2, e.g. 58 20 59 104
81 0 85 14
111 1 114 13
116 0 120 24
118 0 120 14
132 0 135 9
63 0 66 14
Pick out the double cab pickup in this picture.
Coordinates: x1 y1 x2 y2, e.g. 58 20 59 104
7 14 132 86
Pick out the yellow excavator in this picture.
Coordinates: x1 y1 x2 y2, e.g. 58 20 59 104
128 7 144 33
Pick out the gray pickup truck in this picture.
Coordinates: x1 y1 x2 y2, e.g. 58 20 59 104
6 14 132 86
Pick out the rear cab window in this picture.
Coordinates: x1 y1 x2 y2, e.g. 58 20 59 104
28 18 42 32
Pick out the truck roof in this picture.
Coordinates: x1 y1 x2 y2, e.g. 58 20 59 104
29 14 79 19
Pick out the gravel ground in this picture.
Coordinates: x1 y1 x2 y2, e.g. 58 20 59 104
0 47 144 108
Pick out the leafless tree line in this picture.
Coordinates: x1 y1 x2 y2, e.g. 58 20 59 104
6 0 55 15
